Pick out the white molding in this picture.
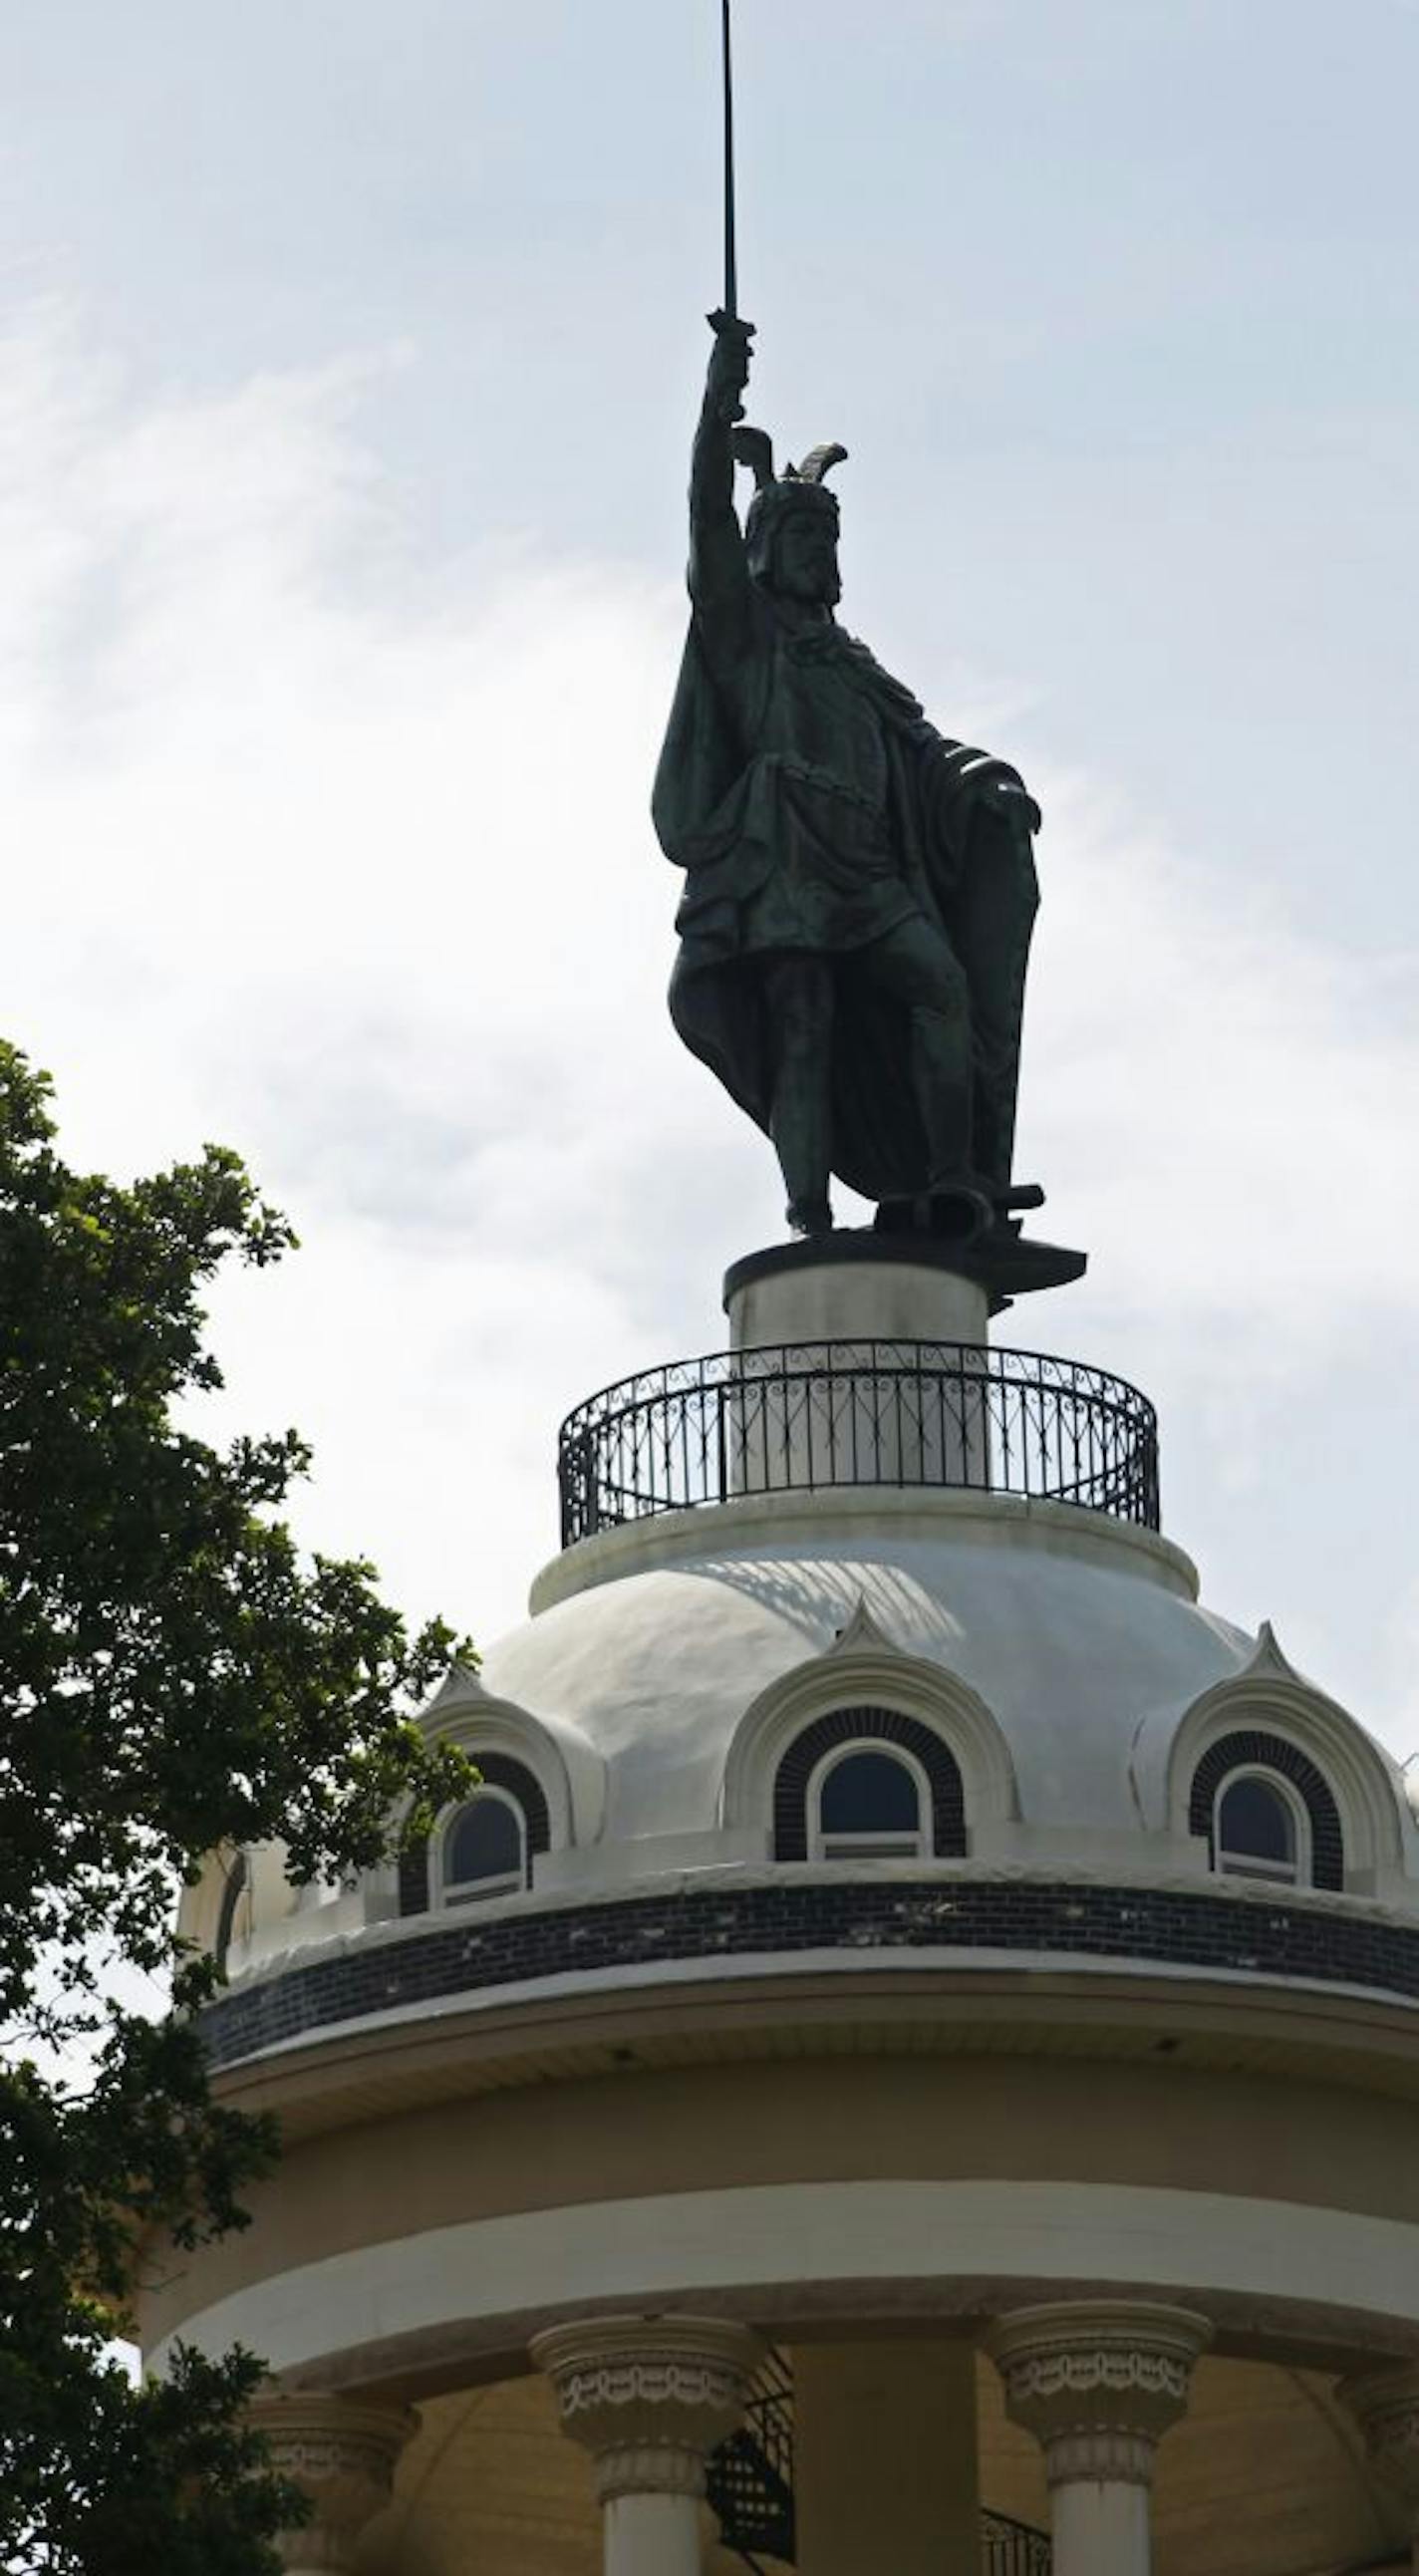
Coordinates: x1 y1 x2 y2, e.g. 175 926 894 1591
720 1641 1017 1839
1213 1763 1311 1887
437 1784 529 1906
806 1737 931 1861
149 2176 1419 2385
411 1690 580 1855
1131 1636 1414 1894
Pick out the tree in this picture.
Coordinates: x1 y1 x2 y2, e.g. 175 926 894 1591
0 1041 473 2571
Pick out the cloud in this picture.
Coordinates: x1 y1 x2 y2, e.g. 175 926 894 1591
1023 770 1419 1362
3 304 1415 1745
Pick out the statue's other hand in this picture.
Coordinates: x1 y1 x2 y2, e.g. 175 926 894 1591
706 310 755 423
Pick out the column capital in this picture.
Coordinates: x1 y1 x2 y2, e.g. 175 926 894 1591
986 2300 1213 2487
248 2393 419 2571
1339 2364 1419 2514
531 2314 762 2503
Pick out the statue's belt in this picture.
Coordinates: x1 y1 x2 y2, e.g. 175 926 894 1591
769 752 887 823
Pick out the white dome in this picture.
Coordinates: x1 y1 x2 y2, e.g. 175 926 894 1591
480 1489 1247 1850
210 1253 1418 1965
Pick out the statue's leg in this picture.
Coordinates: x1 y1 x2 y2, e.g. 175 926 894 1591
949 812 1039 1190
764 952 834 1234
863 918 974 1188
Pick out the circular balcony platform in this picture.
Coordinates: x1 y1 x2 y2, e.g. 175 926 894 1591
557 1339 1160 1546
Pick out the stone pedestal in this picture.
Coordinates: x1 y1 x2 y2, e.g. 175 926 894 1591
247 2393 417 2573
1339 2366 1419 2571
987 2302 1212 2576
722 1237 991 1496
725 1237 991 1353
532 2314 761 2576
792 2338 979 2576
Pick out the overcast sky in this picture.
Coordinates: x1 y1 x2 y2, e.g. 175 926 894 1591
3 1 1418 1754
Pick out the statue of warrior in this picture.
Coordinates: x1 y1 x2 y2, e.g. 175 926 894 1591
653 312 1042 1240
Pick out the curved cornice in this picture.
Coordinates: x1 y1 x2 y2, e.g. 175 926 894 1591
529 1485 1200 1618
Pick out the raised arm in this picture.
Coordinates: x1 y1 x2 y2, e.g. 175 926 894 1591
689 312 755 665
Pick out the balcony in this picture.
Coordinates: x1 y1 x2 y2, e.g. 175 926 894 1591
557 1338 1159 1546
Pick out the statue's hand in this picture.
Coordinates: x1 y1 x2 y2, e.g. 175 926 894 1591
705 310 755 424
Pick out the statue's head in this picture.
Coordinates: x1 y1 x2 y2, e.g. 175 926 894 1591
738 436 847 607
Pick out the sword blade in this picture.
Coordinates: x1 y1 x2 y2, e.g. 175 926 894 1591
721 0 737 318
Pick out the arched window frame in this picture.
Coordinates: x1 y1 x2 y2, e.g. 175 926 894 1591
396 1703 574 1918
1140 1626 1414 1897
807 1740 930 1862
772 1704 967 1861
1187 1724 1344 1893
718 1612 1016 1863
437 1785 528 1906
1211 1764 1311 1887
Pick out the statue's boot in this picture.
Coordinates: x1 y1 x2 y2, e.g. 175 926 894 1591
786 1194 834 1238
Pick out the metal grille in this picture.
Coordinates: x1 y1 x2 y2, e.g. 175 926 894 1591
558 1337 1159 1546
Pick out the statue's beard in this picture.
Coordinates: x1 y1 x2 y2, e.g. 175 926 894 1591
769 566 840 608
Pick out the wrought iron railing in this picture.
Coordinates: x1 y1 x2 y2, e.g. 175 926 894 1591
707 2347 796 2568
708 2348 1053 2571
983 2507 1055 2574
558 1338 1159 1546
710 2359 1055 2576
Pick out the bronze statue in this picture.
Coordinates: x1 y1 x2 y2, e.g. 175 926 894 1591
653 315 1043 1242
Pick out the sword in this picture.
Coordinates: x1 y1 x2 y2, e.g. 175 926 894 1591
709 3 751 421
720 0 737 320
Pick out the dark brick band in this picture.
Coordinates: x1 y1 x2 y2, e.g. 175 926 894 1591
202 1874 1419 2071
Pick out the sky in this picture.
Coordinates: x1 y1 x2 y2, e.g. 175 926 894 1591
2 1 1418 1754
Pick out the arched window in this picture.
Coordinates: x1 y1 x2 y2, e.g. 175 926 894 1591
440 1789 526 1903
401 1750 552 1916
1214 1770 1308 1885
1189 1727 1343 1891
810 1746 927 1860
772 1706 966 1861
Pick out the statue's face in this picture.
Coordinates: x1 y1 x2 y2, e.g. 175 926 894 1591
772 508 841 606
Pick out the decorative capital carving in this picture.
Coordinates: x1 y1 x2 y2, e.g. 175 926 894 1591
1339 2365 1419 2514
986 2301 1212 2487
247 2394 418 2570
531 2315 761 2502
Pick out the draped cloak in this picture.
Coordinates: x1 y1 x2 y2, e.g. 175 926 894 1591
652 589 1037 1208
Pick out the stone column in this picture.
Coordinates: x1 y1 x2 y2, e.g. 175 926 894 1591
531 2315 762 2576
247 2393 418 2573
1339 2365 1419 2570
987 2301 1212 2576
792 2338 979 2576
